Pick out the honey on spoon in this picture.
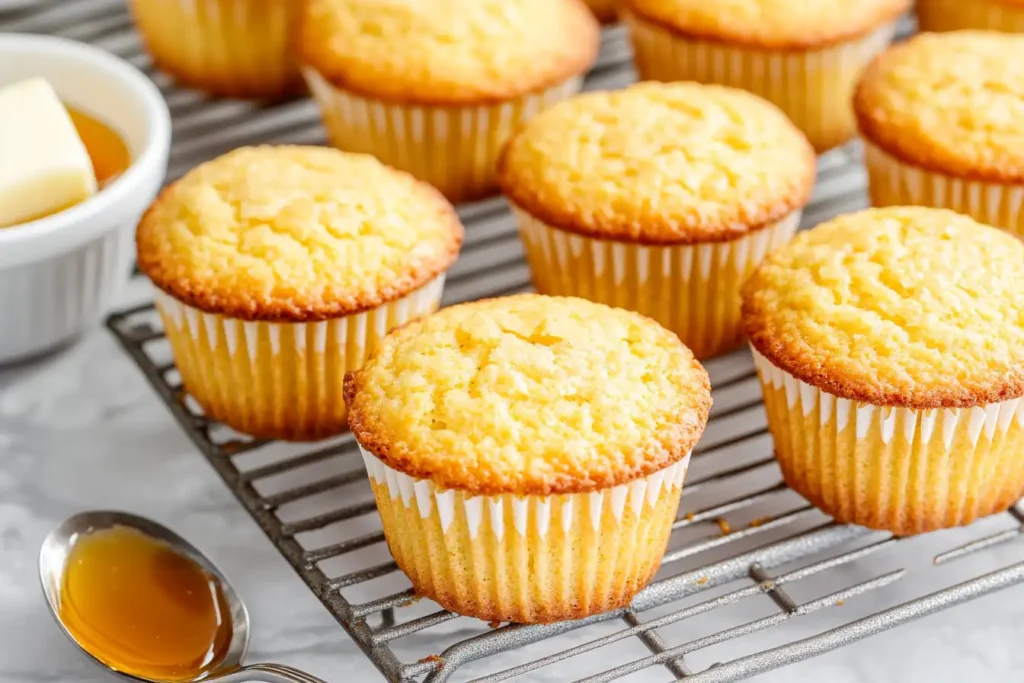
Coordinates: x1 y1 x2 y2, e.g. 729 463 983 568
40 510 329 683
58 525 232 681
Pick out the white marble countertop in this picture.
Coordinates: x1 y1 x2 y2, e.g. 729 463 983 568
2 278 1024 683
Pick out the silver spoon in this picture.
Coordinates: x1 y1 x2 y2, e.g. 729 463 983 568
40 510 330 683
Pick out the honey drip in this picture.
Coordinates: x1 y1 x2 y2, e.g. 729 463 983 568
59 526 233 682
67 106 131 188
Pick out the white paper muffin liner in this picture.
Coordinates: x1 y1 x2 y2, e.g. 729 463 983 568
624 11 897 152
752 348 1024 535
153 276 445 441
515 208 801 359
303 70 584 202
864 141 1024 239
130 0 301 98
357 443 692 622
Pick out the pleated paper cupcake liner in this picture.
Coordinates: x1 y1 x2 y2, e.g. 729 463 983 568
753 349 1024 536
864 142 1024 239
129 0 302 99
302 69 584 203
358 444 691 623
623 11 897 153
514 209 800 360
153 277 445 442
917 0 1024 32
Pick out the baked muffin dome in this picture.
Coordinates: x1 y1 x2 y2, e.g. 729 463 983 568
624 0 909 49
855 30 1024 183
346 294 711 495
499 82 815 244
296 0 599 106
137 146 463 321
743 206 1024 408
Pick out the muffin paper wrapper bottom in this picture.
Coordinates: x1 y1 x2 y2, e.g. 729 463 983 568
358 444 691 623
624 12 896 152
130 0 301 98
864 142 1024 239
515 209 800 360
916 0 1024 32
302 69 583 202
753 349 1024 535
153 276 445 441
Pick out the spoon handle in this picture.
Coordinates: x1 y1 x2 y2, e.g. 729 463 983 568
220 662 331 683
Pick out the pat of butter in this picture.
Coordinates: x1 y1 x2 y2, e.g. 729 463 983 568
0 78 98 229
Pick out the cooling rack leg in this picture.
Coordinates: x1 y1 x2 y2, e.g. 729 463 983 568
749 564 799 615
624 611 690 679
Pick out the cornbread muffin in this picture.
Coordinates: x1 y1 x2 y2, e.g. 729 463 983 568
918 0 1024 33
743 207 1024 536
585 0 619 23
137 146 463 441
498 82 815 360
296 0 599 203
621 0 908 152
855 32 1024 238
346 294 711 623
129 0 301 98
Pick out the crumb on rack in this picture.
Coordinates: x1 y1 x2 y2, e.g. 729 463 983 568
419 655 444 665
697 576 709 586
488 620 502 629
836 600 845 606
716 518 732 535
749 516 773 528
399 594 424 608
685 512 695 521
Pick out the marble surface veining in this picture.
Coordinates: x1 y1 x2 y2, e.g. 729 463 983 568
2 279 1024 683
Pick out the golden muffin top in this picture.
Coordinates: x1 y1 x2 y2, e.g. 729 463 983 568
136 146 463 322
742 207 1024 409
345 294 711 495
854 31 1024 182
498 82 815 244
623 0 909 49
295 0 599 106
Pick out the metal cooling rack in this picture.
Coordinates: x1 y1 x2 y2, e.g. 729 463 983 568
10 1 1024 681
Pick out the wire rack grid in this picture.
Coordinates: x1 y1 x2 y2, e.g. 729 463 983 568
8 1 1024 681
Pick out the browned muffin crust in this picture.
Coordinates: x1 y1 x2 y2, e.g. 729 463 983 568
496 83 816 246
136 146 464 322
295 0 600 107
742 207 1024 409
623 0 910 51
344 295 712 495
854 31 1024 184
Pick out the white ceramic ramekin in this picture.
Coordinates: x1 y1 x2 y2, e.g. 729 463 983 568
0 34 170 364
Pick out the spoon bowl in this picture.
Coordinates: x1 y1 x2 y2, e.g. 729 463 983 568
40 510 328 683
